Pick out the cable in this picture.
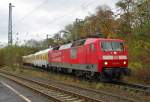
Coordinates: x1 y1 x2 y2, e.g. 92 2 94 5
81 0 96 9
39 0 92 30
15 0 104 41
13 0 48 27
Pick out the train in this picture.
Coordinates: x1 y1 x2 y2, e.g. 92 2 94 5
22 38 130 81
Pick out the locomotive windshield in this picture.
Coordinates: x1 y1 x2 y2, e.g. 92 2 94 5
101 41 124 51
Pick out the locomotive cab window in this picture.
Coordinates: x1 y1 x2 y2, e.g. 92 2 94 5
101 41 124 51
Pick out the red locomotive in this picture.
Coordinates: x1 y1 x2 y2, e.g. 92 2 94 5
48 38 129 80
23 38 130 81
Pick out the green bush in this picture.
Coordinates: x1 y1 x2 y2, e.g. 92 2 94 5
126 22 150 82
0 46 38 67
0 49 5 67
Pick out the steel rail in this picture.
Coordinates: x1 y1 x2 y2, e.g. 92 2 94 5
23 65 150 95
113 82 150 95
0 71 103 102
0 70 140 102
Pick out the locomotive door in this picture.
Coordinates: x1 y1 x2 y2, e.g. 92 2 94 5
86 45 91 64
86 43 96 64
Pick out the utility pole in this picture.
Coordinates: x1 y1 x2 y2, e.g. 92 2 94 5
15 32 19 45
46 34 52 48
8 3 14 46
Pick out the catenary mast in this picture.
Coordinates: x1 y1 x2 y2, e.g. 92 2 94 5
8 3 14 46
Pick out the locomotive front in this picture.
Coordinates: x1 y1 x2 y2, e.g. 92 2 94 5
98 39 130 80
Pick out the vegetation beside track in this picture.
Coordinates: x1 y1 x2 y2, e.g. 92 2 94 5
0 46 38 67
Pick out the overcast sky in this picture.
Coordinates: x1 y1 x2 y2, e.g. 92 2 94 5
0 0 118 44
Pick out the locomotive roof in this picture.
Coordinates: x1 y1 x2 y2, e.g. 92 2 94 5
31 38 123 53
59 43 72 50
86 38 123 41
85 38 124 45
22 38 124 58
57 38 124 50
99 38 124 41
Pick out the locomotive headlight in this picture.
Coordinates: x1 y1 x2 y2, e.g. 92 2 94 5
104 61 108 65
123 61 127 65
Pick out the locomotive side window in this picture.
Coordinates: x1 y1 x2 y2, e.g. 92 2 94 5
70 48 77 59
90 44 95 51
101 41 124 51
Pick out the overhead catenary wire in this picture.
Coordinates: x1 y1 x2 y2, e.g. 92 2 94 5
14 0 88 27
38 0 96 31
13 0 90 42
50 0 102 31
13 0 48 27
14 0 117 29
81 0 97 9
14 0 115 42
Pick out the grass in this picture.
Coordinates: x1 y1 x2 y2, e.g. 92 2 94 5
0 66 117 90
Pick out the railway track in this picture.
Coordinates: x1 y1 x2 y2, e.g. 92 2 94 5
27 66 150 96
24 66 150 96
112 82 150 95
0 70 143 102
0 71 103 102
